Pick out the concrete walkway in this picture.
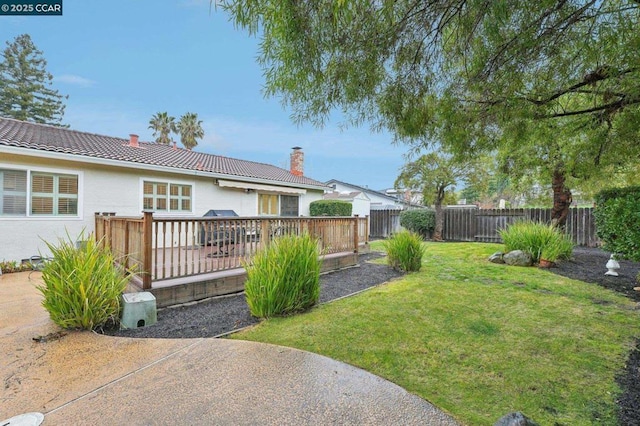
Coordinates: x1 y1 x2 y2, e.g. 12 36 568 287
0 271 459 425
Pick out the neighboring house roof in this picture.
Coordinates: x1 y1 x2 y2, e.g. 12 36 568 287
323 191 370 201
370 204 403 210
325 178 425 208
383 187 424 206
0 117 328 190
325 179 400 204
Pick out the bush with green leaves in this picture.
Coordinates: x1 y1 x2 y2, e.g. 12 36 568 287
594 186 640 261
36 232 129 330
0 260 35 274
399 208 435 239
499 221 573 264
539 234 574 263
309 200 352 216
383 231 426 272
244 233 321 318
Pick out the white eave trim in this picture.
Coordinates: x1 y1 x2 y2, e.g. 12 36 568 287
218 179 306 194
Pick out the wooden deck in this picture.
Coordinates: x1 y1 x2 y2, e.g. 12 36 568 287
97 213 370 307
150 242 253 281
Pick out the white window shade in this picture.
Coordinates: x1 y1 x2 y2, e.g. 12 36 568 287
217 179 306 194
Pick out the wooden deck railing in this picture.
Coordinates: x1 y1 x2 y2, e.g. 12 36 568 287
96 213 369 290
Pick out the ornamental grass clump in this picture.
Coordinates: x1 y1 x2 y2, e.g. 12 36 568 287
37 232 129 330
244 233 321 318
499 221 573 264
383 231 426 272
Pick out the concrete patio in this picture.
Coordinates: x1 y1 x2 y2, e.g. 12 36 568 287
0 270 459 425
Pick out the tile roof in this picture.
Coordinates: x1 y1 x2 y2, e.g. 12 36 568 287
0 117 327 189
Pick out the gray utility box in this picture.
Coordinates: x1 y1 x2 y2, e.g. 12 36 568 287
121 292 157 329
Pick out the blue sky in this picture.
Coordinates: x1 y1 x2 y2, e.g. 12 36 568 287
0 0 408 190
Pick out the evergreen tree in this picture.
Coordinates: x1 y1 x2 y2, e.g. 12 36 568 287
148 112 176 145
0 34 67 125
176 112 204 150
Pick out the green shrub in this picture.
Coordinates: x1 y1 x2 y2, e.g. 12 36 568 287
400 209 435 239
36 232 129 330
383 231 426 272
540 234 575 263
594 186 640 261
244 233 321 318
310 200 352 216
499 221 573 264
0 260 35 274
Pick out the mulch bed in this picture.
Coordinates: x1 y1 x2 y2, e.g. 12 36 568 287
104 252 403 339
103 246 640 425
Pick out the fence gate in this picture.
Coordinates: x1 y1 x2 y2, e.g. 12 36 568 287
369 209 402 238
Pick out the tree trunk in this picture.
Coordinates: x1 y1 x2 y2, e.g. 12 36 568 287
433 187 445 241
550 164 572 229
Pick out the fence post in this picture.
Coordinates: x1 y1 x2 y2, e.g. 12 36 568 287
142 211 153 290
353 215 359 253
365 215 370 245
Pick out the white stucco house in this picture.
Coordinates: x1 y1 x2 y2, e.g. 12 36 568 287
322 190 371 217
0 117 328 261
325 179 418 212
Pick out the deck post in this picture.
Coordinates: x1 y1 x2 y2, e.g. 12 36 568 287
94 212 102 247
124 220 130 271
353 215 359 253
142 210 153 290
261 218 271 248
104 215 111 250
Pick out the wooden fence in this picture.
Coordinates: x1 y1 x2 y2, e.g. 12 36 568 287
95 213 369 289
369 208 402 238
442 207 599 247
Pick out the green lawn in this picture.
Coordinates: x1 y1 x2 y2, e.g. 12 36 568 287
230 242 640 425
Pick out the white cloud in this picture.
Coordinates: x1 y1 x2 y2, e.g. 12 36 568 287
55 74 96 88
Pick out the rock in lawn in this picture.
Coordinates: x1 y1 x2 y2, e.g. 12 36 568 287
494 411 539 426
503 250 533 267
488 252 505 264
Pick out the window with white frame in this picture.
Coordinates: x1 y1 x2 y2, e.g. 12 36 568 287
143 181 192 212
258 193 299 216
0 168 78 217
0 169 27 216
31 173 78 215
258 193 279 215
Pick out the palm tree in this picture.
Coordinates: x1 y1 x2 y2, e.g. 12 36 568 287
148 112 176 145
176 112 204 150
